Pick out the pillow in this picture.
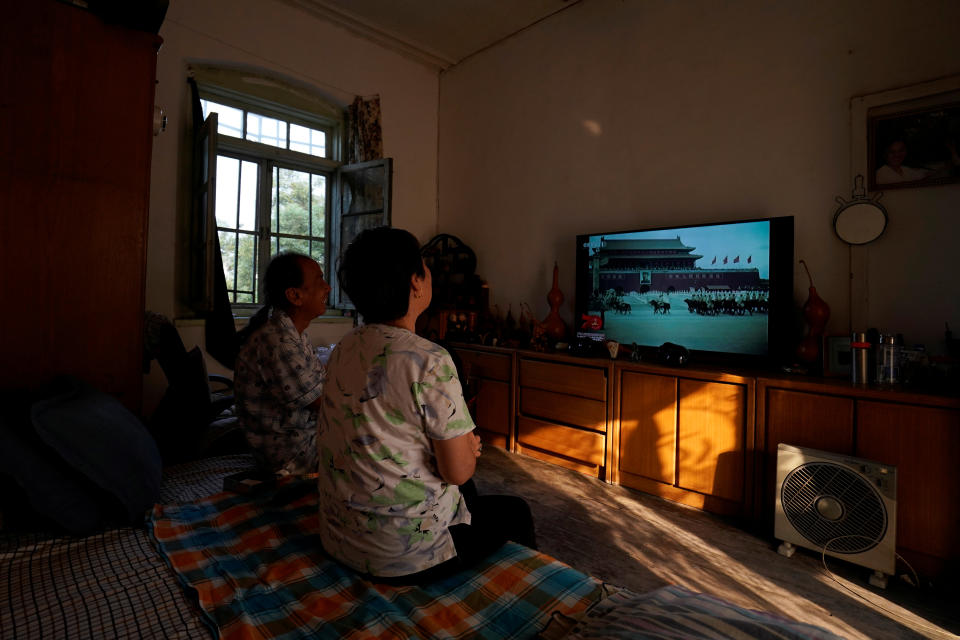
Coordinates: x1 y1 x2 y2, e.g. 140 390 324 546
30 377 162 524
0 394 117 534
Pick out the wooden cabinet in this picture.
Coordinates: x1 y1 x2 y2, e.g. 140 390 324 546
618 372 676 485
756 387 854 526
757 377 960 579
516 357 612 478
449 344 959 579
616 366 754 516
454 347 514 449
856 400 960 578
0 2 161 411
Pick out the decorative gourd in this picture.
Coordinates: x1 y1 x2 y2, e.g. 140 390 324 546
795 259 830 364
542 262 568 342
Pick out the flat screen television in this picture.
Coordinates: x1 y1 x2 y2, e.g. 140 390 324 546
574 216 795 367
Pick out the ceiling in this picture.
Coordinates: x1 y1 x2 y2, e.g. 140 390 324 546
282 0 577 69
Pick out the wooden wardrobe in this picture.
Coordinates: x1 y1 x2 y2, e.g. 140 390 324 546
0 1 163 412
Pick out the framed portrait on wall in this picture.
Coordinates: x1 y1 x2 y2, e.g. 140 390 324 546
851 75 960 193
868 100 960 191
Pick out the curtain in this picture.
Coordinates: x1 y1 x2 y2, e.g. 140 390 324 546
346 95 383 163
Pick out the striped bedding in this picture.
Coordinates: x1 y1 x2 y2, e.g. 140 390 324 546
552 585 847 640
149 475 602 640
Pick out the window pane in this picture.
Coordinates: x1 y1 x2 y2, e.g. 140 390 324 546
311 174 326 236
341 213 385 259
341 166 385 214
215 156 239 228
202 100 243 138
271 166 279 235
236 233 256 301
218 230 237 301
310 241 325 267
276 168 310 236
290 123 327 157
246 112 287 149
279 237 309 255
239 160 258 231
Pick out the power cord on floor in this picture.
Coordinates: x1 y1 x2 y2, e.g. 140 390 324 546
820 535 958 639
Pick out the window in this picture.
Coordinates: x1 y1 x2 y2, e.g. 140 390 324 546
199 90 338 305
188 71 392 313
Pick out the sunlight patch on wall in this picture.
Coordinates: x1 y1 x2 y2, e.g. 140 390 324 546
582 119 602 136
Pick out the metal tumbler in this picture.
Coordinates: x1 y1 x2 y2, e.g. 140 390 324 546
851 332 870 385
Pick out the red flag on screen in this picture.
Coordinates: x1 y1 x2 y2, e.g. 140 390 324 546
712 256 717 264
734 256 740 263
747 255 752 263
723 256 728 264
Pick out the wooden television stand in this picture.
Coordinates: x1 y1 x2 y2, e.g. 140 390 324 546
450 342 960 581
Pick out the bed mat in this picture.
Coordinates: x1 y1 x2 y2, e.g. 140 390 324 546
0 454 257 640
150 476 602 640
540 584 848 640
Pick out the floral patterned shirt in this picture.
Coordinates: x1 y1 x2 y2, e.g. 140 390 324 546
317 325 476 577
234 310 324 475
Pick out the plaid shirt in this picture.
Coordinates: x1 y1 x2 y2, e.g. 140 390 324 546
234 310 324 475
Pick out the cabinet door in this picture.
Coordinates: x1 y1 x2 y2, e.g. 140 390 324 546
676 379 746 503
619 371 676 485
760 388 854 525
473 378 510 448
856 401 960 576
764 389 855 455
0 3 158 411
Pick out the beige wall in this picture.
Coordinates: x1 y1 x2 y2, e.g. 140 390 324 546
438 0 960 354
143 0 440 410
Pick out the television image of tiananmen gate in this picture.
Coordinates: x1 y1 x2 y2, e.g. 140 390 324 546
579 219 774 356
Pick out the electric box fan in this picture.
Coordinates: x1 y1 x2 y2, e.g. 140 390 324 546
775 443 897 588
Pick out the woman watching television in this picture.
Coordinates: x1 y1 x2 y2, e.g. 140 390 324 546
317 226 535 584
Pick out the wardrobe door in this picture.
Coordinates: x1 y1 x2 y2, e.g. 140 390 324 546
0 2 160 410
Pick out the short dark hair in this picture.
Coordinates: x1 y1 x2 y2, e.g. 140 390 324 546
338 227 424 324
262 251 309 311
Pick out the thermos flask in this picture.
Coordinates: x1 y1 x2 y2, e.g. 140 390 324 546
851 332 870 384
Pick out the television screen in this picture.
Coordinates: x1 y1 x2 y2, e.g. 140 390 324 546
575 216 794 365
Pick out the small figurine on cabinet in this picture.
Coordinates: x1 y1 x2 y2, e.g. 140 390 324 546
521 303 549 352
605 340 620 359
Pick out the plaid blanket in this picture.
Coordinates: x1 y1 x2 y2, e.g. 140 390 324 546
150 477 601 640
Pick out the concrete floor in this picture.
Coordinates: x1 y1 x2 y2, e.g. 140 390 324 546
473 445 959 640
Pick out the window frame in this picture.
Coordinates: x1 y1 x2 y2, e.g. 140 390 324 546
187 74 391 316
198 83 341 312
200 84 343 162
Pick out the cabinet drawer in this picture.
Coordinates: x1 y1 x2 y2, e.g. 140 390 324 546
517 417 605 466
521 387 606 431
519 359 606 400
456 349 511 382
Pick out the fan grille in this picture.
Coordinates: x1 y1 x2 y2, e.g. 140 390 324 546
780 461 887 554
